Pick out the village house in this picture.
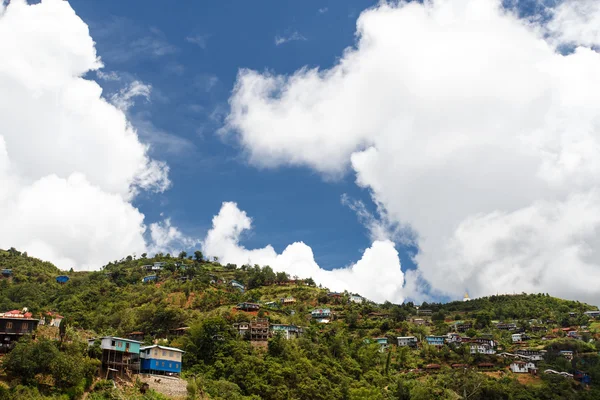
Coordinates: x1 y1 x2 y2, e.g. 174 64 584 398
311 308 331 323
250 318 269 341
511 333 523 343
38 311 63 327
397 336 418 348
230 280 245 292
270 324 302 339
1 269 12 277
470 343 496 355
374 337 389 352
350 295 365 304
126 331 145 341
584 310 600 318
516 349 545 361
169 327 189 336
140 345 184 376
559 350 574 360
410 318 426 326
280 296 296 306
142 275 157 283
236 302 260 312
446 333 463 345
496 322 517 330
417 309 432 316
0 308 39 352
233 322 250 337
510 361 537 374
88 336 141 376
454 322 472 332
425 335 445 348
142 262 165 272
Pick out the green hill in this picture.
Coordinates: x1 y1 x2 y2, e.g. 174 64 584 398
1 248 600 399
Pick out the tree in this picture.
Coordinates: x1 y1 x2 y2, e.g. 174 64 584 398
179 251 187 259
194 250 204 262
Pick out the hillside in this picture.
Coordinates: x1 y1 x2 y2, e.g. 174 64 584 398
1 248 600 399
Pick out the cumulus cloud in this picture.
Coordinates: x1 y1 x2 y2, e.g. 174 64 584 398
547 0 600 48
148 219 200 256
202 202 410 303
225 0 600 303
0 0 188 270
110 80 152 111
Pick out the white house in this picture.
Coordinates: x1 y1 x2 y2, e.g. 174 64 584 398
516 349 545 361
511 333 522 343
397 336 418 347
510 361 536 373
470 344 496 355
350 295 365 304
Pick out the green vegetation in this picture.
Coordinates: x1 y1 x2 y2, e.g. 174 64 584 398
1 248 600 399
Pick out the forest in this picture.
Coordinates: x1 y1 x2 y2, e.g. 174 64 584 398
1 247 600 400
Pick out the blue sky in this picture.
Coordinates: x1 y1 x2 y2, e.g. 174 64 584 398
70 0 402 270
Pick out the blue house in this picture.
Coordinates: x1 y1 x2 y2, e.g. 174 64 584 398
1 269 12 277
56 275 69 284
425 335 446 347
142 275 157 283
140 345 184 375
374 337 389 352
88 336 142 375
311 308 331 322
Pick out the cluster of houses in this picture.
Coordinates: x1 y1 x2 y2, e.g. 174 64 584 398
233 318 303 341
0 308 39 353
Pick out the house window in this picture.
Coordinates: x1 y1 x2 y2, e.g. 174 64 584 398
125 343 130 351
111 340 116 347
22 323 27 331
162 350 166 356
155 360 159 367
161 361 165 367
154 349 158 356
175 363 179 369
169 363 172 368
6 322 12 329
169 351 173 357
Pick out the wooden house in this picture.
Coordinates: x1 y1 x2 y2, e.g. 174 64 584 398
88 336 141 375
250 318 269 341
236 302 260 312
0 309 39 353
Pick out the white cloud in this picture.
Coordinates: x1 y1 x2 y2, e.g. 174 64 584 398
318 7 329 14
186 34 210 49
225 0 600 303
547 0 600 48
96 70 120 81
0 0 190 270
110 80 152 111
202 202 411 303
149 218 200 256
274 31 307 46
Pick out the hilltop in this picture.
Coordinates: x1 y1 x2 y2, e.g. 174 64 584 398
1 248 600 399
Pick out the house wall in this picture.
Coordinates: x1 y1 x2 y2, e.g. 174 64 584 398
100 338 141 354
141 358 181 373
0 318 38 334
143 347 183 362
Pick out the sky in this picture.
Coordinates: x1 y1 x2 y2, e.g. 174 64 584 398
2 0 600 305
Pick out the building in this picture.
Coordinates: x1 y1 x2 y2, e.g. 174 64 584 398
0 309 39 352
425 336 445 348
516 349 545 361
496 323 517 330
38 311 64 327
56 275 69 284
417 309 432 316
233 322 250 337
88 336 141 375
374 337 389 352
236 302 260 312
271 324 302 339
311 308 331 322
250 318 269 341
1 269 12 277
411 318 426 326
446 333 463 345
584 310 600 318
397 336 418 348
140 345 184 375
511 333 522 343
280 297 296 306
169 327 189 336
470 343 496 355
230 280 245 292
350 295 365 304
463 292 470 302
455 322 472 332
142 275 157 283
510 361 536 374
559 350 574 360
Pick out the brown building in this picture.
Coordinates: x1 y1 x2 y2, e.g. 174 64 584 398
0 309 39 353
250 318 269 341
